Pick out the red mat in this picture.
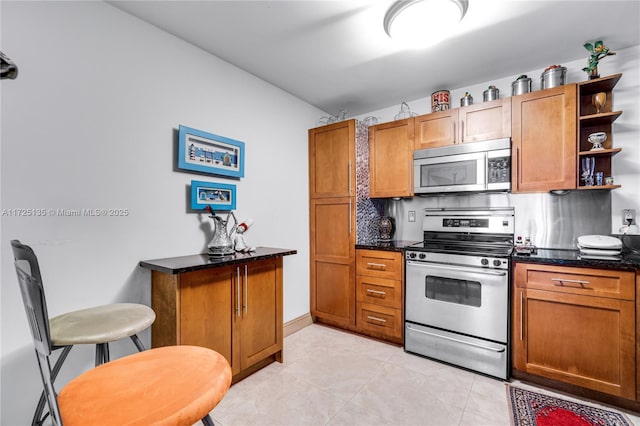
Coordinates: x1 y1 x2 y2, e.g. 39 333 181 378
508 385 631 426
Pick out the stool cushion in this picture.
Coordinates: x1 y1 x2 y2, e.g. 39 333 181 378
58 345 232 426
50 303 155 345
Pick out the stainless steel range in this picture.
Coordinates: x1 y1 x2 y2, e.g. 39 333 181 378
404 208 514 379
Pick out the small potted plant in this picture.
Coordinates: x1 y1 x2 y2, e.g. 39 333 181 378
582 40 616 80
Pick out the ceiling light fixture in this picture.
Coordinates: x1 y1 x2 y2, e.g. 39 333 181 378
384 0 469 46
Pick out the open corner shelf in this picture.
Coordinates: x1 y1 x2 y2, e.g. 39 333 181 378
577 74 623 191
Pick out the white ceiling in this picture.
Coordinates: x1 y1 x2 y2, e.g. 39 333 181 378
107 0 640 116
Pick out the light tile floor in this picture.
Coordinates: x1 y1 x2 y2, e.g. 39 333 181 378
210 324 640 426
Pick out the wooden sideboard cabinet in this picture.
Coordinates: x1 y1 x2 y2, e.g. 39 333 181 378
355 249 404 344
140 249 295 383
512 262 636 400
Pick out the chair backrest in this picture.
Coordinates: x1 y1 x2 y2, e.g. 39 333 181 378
11 240 52 355
10 240 63 425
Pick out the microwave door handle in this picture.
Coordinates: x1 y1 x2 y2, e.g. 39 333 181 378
484 152 489 188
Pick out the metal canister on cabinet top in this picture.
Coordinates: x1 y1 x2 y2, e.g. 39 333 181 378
483 85 499 102
460 92 473 107
431 90 450 112
511 75 532 96
541 65 566 89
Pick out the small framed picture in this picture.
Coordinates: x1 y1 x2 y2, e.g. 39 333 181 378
178 125 245 178
190 180 236 211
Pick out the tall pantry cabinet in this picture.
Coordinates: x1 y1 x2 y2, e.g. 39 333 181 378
309 120 356 327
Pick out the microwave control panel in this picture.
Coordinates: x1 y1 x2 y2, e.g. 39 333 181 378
487 156 510 183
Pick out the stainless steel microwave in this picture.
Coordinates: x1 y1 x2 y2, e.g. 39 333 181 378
413 138 511 194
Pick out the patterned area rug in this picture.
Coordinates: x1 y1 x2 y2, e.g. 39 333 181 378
507 385 632 426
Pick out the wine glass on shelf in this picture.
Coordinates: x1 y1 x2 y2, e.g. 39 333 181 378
581 157 595 186
592 92 606 114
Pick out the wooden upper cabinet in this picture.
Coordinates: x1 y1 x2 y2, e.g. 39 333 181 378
414 98 511 150
459 98 511 143
511 84 577 193
415 109 458 150
309 119 356 199
369 118 414 198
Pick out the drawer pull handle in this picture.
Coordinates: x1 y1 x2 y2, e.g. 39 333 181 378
367 315 386 324
367 262 386 270
366 289 386 296
407 325 506 353
551 278 591 288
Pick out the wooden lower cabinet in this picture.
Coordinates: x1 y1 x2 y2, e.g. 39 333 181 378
355 249 404 344
310 197 355 327
512 263 636 400
151 257 283 381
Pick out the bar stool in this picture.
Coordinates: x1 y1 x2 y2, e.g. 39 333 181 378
10 240 156 425
12 240 232 425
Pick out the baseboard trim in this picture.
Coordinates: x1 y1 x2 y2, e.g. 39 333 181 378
283 312 314 337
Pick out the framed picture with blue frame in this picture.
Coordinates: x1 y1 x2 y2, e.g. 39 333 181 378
190 180 236 211
178 125 245 178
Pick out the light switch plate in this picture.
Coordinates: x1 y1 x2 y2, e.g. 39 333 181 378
408 210 416 222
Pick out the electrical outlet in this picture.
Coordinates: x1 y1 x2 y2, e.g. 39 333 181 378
622 209 636 225
408 210 416 222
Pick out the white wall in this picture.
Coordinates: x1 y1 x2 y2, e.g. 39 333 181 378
357 45 640 233
0 1 322 423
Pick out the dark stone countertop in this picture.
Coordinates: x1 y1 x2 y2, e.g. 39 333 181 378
356 240 422 252
139 247 297 274
356 241 640 271
513 248 640 271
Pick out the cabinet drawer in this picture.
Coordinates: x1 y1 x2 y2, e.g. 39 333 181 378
356 249 403 280
356 302 402 339
515 263 635 300
356 275 402 308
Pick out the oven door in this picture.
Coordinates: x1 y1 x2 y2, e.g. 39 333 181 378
405 259 508 343
413 152 486 194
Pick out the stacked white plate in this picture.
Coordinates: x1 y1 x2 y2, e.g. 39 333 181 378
577 235 622 259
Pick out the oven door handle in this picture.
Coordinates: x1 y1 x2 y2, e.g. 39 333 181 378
406 260 507 277
406 325 506 353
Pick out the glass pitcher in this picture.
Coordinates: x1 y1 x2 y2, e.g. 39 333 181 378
208 210 237 256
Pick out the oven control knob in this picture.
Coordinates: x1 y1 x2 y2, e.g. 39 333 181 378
481 258 489 266
408 252 416 259
493 259 502 267
418 253 426 260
